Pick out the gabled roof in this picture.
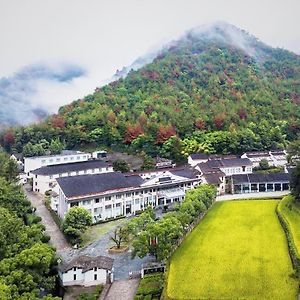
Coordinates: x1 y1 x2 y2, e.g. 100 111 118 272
60 255 113 273
57 172 144 198
32 160 110 175
203 173 223 185
206 158 252 168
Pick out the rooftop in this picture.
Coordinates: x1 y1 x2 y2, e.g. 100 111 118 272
32 160 110 175
57 172 144 199
206 158 252 168
231 173 290 184
60 255 113 273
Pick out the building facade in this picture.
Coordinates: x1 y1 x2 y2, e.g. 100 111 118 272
59 255 113 287
24 150 91 176
56 168 201 223
31 160 113 194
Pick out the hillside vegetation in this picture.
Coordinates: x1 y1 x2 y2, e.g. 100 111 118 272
2 23 300 160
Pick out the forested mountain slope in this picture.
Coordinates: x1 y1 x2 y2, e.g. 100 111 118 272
2 23 300 159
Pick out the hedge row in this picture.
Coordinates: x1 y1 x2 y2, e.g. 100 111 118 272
276 200 300 277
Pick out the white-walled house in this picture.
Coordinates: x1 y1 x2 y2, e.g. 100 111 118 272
31 160 113 195
56 167 201 223
24 150 91 176
59 255 113 287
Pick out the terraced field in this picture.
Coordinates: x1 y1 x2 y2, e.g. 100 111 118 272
167 200 298 300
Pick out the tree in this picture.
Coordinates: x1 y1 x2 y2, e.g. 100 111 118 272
288 139 300 203
259 159 269 170
113 159 130 173
62 207 92 245
109 227 129 249
140 153 155 170
49 139 64 154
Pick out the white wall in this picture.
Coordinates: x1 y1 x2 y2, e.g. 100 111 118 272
24 152 91 175
60 267 108 286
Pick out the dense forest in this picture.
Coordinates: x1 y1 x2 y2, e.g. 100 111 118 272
1 23 300 161
0 153 59 299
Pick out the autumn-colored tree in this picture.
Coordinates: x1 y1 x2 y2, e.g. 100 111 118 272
124 123 144 144
214 113 226 129
156 125 176 144
107 110 117 123
50 115 65 129
238 108 247 120
195 118 206 130
138 112 148 127
3 131 15 145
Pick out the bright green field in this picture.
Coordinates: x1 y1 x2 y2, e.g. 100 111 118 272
167 200 298 300
279 196 300 256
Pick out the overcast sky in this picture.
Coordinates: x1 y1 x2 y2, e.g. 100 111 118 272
0 0 300 119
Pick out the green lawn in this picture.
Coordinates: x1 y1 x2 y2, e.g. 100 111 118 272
167 200 298 300
82 218 127 246
279 196 300 256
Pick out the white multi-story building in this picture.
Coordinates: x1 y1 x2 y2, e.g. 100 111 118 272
56 167 201 223
59 255 113 287
31 160 113 195
24 150 91 176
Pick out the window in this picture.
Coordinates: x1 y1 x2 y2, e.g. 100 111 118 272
83 156 86 159
106 167 109 171
35 182 37 186
74 274 77 280
68 172 71 176
95 198 100 203
73 267 76 271
242 166 246 172
41 159 46 164
83 200 91 206
70 157 74 161
35 174 37 178
84 170 87 174
59 174 62 177
135 199 139 205
70 202 79 207
76 171 79 175
77 156 80 160
49 175 53 179
105 205 112 210
94 274 97 280
56 158 61 162
64 157 68 161
116 203 121 207
49 159 53 163
94 267 97 271
126 193 131 198
105 196 111 201
116 194 122 199
92 169 95 173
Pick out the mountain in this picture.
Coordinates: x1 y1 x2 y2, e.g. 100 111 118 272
2 22 300 158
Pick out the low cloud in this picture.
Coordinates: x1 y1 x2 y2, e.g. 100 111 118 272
0 64 86 126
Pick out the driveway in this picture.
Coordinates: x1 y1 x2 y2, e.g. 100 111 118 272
104 279 140 300
216 191 289 201
59 224 155 280
23 185 71 251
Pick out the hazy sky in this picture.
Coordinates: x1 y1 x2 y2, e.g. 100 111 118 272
0 0 300 119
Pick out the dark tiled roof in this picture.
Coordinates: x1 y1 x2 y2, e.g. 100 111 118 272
231 173 290 184
203 173 222 185
170 168 200 179
245 152 271 158
206 158 252 168
32 160 110 175
60 255 113 273
57 172 144 198
190 153 209 160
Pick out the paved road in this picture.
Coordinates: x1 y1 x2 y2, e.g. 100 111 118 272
23 185 71 251
104 279 140 300
216 191 289 201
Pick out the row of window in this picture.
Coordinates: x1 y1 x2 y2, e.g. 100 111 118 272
47 167 110 179
41 155 88 165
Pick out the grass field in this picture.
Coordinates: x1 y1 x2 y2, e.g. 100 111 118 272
279 196 300 256
167 200 298 300
82 217 126 246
